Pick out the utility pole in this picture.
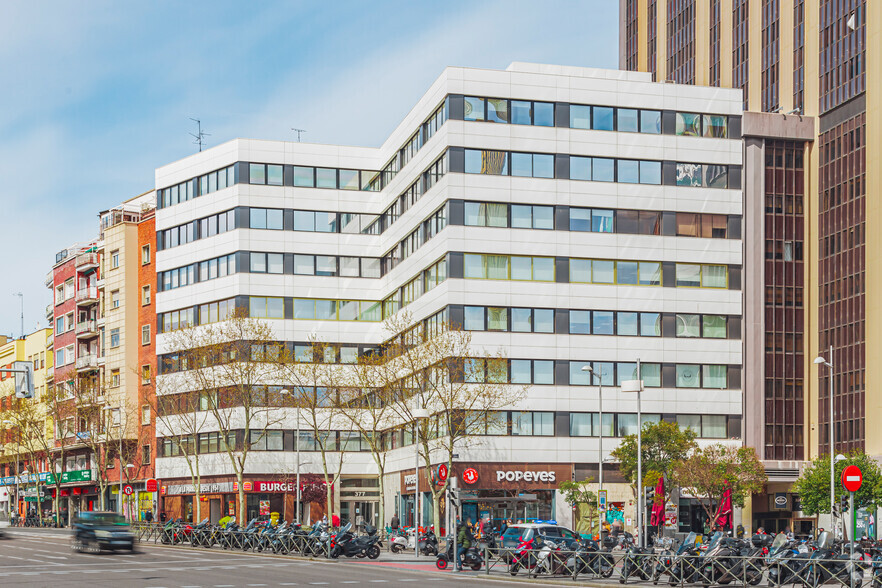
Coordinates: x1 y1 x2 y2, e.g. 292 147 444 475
13 293 23 339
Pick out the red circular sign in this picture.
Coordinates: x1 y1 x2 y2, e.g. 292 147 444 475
842 465 863 492
462 468 479 485
123 485 134 496
437 464 448 483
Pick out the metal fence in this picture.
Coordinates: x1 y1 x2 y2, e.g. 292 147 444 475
480 545 873 587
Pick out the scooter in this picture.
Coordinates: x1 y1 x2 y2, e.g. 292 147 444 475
508 528 538 576
436 537 483 571
567 537 615 578
388 528 408 553
530 537 567 578
619 532 654 584
329 522 381 559
418 529 439 556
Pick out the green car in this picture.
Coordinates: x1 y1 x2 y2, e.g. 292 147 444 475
71 511 135 553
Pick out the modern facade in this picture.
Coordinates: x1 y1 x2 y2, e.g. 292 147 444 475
620 0 874 534
154 62 744 533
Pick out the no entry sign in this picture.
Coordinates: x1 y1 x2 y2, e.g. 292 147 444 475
842 465 862 492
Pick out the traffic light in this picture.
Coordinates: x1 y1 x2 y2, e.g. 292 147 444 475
644 486 655 511
12 361 33 399
840 495 850 514
448 488 460 511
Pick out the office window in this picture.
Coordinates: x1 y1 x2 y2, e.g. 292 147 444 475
141 245 150 265
618 160 640 183
141 324 150 345
675 264 701 287
111 250 120 269
110 328 120 348
464 306 484 331
676 314 701 337
267 165 283 186
249 163 266 184
702 115 728 138
487 307 507 331
142 285 151 305
703 365 728 388
676 163 703 186
593 106 614 130
703 315 727 338
677 414 701 434
570 413 593 436
249 297 285 319
676 364 701 388
464 202 507 227
570 105 591 129
617 312 638 336
293 166 314 187
640 313 661 336
464 97 485 121
464 149 508 175
618 109 639 132
701 265 727 288
316 168 337 189
675 112 701 136
570 310 590 334
533 103 554 127
640 110 662 134
593 311 614 335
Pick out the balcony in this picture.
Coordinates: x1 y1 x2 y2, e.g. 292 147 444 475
75 287 99 306
75 320 98 339
75 253 99 271
75 354 99 373
45 304 54 322
44 271 54 289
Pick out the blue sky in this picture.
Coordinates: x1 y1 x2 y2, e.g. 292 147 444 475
0 0 619 337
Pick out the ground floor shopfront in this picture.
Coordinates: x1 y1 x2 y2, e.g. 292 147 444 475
391 462 571 533
159 475 382 526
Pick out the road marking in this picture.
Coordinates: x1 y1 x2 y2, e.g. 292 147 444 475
279 584 298 586
43 555 67 559
369 582 388 584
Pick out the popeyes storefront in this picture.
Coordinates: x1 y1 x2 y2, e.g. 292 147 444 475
455 463 572 528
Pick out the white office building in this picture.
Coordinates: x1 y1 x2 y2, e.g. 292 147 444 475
154 62 744 533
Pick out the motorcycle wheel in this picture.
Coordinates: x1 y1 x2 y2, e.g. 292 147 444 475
436 557 448 570
329 546 340 559
509 562 520 576
367 545 380 560
390 544 400 553
471 562 482 572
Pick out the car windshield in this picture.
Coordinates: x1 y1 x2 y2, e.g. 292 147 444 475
502 527 523 538
81 513 126 525
771 533 787 552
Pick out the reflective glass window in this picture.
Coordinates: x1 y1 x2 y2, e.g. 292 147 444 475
293 166 314 187
463 306 484 331
487 99 509 123
618 160 640 183
511 152 532 177
570 105 591 129
703 365 727 388
534 360 554 384
267 253 284 274
293 255 314 275
703 315 727 338
592 260 615 283
293 211 315 232
676 112 701 136
616 261 639 285
250 208 267 229
510 256 531 280
533 206 553 229
640 160 662 184
676 264 701 287
702 115 728 138
639 262 661 286
487 307 508 331
316 168 337 189
511 308 532 332
701 265 728 288
593 107 614 130
617 312 638 336
593 311 614 334
338 169 359 190
570 208 591 231
592 209 614 232
640 313 661 336
592 158 615 182
569 310 590 334
533 309 554 333
511 100 531 125
570 156 591 181
676 365 701 388
640 110 662 134
532 257 554 281
570 259 591 282
511 360 532 384
464 97 485 121
533 154 554 178
511 205 532 228
533 102 554 127
618 108 639 132
267 165 283 186
249 163 265 184
569 362 591 385
676 314 701 337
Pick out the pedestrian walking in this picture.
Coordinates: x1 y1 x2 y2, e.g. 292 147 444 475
390 513 400 530
145 510 153 523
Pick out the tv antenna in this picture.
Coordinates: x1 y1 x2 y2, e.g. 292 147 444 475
190 118 210 152
291 128 307 142
13 292 23 339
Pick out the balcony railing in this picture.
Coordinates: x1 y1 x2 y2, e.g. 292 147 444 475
44 271 55 289
75 320 98 338
45 304 54 322
75 354 98 372
75 253 99 271
75 287 99 305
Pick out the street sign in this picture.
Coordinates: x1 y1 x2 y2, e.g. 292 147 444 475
842 465 863 492
598 489 608 511
436 463 448 483
123 485 134 496
145 478 158 492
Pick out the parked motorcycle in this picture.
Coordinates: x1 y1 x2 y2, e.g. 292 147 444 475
388 528 408 553
436 537 484 571
567 537 615 578
508 528 539 576
418 529 438 556
329 522 381 559
530 537 568 578
619 532 654 584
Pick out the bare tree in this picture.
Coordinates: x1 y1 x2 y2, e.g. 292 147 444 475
150 380 210 522
159 308 283 523
337 351 398 532
278 339 352 523
376 313 526 533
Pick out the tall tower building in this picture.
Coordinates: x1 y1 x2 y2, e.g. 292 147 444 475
621 0 874 533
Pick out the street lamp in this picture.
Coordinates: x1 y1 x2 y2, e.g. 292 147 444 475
621 359 645 548
815 346 834 535
280 389 302 524
581 365 604 538
412 407 429 560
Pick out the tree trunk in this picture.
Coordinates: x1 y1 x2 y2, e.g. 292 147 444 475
431 489 441 535
236 470 245 524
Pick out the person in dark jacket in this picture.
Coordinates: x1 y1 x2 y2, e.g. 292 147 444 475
457 519 475 571
390 514 400 530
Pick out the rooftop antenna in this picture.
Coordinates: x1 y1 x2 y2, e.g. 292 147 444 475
190 118 210 152
13 292 23 339
291 128 307 142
